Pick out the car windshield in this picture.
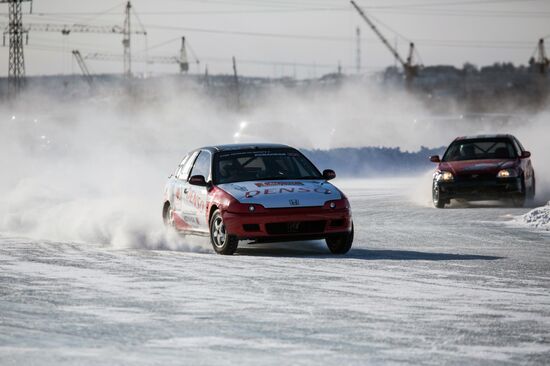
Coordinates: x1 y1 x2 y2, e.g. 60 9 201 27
442 138 518 162
214 149 322 184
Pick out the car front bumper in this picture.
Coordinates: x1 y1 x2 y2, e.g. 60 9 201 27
222 206 352 241
437 177 523 200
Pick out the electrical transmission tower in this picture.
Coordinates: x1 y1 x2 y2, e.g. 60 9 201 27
1 1 146 79
1 0 32 98
123 1 131 78
232 56 240 109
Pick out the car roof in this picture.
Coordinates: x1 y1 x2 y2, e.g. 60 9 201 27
454 134 515 141
199 143 293 153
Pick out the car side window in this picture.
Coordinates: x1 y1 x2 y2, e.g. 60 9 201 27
178 151 198 180
189 151 212 180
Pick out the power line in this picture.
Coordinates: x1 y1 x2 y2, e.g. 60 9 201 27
140 24 535 49
16 7 550 18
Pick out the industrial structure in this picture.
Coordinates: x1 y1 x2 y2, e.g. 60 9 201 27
350 0 420 85
0 0 146 98
0 0 547 103
232 56 240 108
1 0 32 98
1 2 147 75
531 38 549 75
84 36 194 75
72 50 93 86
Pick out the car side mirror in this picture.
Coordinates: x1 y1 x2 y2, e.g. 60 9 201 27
323 169 336 180
189 175 207 186
430 155 441 163
521 151 531 159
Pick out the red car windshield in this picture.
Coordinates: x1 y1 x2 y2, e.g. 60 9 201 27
214 150 322 184
442 139 518 162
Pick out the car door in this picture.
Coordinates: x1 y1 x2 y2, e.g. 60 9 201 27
174 151 199 229
187 150 212 232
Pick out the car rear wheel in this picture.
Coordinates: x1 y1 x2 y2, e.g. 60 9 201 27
432 182 446 209
326 223 354 254
210 210 238 255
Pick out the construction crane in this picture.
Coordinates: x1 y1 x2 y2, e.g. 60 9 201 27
72 50 93 86
85 37 196 74
1 0 32 99
1 1 146 77
350 0 419 84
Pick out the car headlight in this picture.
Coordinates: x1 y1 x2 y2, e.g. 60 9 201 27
437 171 454 182
497 169 518 178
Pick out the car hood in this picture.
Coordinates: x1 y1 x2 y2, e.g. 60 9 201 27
217 180 342 208
439 159 517 175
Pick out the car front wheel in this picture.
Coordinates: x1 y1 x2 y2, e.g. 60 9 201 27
512 178 527 208
163 202 174 227
432 181 446 208
209 210 238 255
326 223 354 254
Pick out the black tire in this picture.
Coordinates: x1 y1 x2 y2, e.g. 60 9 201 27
209 210 238 255
163 202 173 227
326 223 354 254
432 181 446 209
512 178 526 207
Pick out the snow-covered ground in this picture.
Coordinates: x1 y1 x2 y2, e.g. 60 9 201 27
519 202 550 231
1 179 549 365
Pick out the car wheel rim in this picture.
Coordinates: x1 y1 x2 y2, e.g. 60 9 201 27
212 216 226 248
164 206 175 227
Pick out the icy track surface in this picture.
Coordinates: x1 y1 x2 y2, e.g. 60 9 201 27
1 180 549 365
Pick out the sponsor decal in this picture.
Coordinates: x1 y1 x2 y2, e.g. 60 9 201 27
289 199 300 206
253 152 286 157
255 182 304 187
244 187 332 198
186 189 206 212
219 151 286 158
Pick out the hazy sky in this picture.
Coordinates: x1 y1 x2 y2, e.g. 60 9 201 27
0 0 549 78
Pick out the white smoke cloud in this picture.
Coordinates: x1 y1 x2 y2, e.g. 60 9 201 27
0 78 548 248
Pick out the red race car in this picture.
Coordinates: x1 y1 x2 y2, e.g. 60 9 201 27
430 134 535 208
163 144 353 255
